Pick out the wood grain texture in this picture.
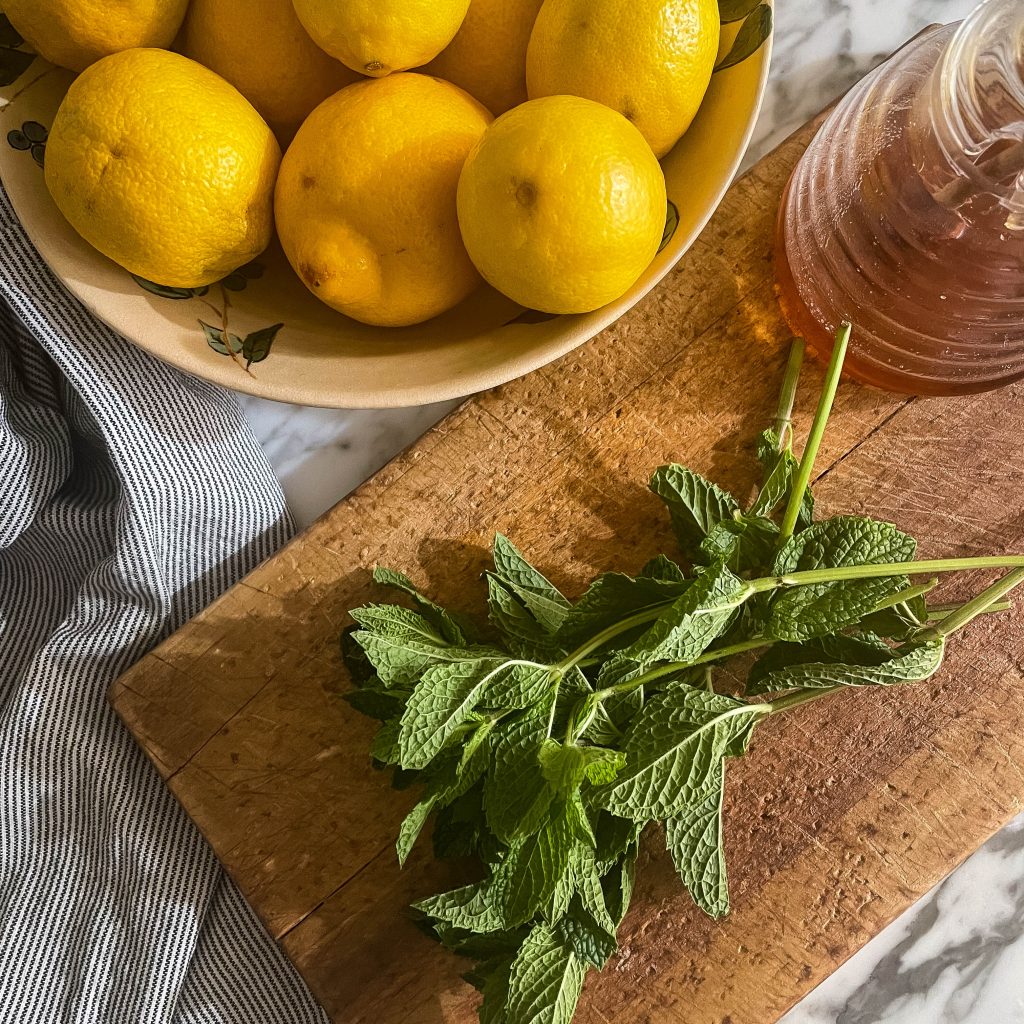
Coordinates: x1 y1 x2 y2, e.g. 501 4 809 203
111 111 1024 1024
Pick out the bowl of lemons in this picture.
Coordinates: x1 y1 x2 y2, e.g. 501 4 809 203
0 0 772 408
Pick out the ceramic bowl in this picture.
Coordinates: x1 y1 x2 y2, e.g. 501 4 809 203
0 11 772 408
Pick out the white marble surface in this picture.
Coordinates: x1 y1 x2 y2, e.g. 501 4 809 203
241 1 1024 1019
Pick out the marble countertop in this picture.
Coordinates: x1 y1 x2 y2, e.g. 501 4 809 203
240 1 1022 1019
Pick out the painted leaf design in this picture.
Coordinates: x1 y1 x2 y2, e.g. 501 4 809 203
135 276 195 300
718 0 763 23
0 44 34 89
715 4 772 72
22 121 47 143
659 200 680 253
199 320 243 356
0 15 24 48
242 322 284 367
221 272 247 292
237 261 265 279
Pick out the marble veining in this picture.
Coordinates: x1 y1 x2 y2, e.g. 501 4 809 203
240 1 1023 1019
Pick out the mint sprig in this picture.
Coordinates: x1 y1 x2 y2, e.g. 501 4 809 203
342 325 1024 1024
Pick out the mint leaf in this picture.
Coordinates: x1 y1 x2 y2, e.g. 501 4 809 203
399 661 495 769
773 516 916 576
556 572 688 647
539 742 625 797
485 699 557 842
399 730 495 864
485 662 555 711
414 880 503 934
748 637 945 694
397 797 435 867
492 535 571 633
492 803 576 927
370 718 401 765
356 629 500 687
373 567 470 643
579 701 623 747
665 758 730 918
433 787 483 859
594 686 764 820
699 515 779 573
556 849 619 965
601 850 637 926
543 840 588 924
557 893 618 969
340 624 377 685
622 560 748 666
487 574 565 660
539 742 587 797
767 517 917 641
579 857 617 934
506 924 587 1024
451 927 531 962
746 631 889 692
593 812 644 872
650 465 742 549
351 603 447 644
564 792 596 851
583 749 626 786
638 554 687 582
752 430 814 526
343 683 407 722
477 956 514 1024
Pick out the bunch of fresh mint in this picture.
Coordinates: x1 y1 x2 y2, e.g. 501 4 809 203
342 325 1024 1024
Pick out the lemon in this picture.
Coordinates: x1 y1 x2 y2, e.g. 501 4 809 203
5 0 188 73
457 96 666 315
179 0 362 145
275 74 491 327
425 0 544 116
45 49 280 288
291 0 470 78
526 0 720 159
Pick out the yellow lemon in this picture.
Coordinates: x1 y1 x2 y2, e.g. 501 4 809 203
457 96 666 315
291 0 470 78
424 0 544 116
275 74 491 327
45 49 280 288
5 0 188 73
526 0 720 159
179 0 362 145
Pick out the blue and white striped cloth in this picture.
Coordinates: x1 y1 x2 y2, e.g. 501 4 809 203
0 185 326 1023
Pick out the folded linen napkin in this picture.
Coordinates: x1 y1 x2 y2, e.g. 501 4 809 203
0 184 326 1024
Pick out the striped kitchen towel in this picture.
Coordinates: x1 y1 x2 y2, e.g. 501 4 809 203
0 182 326 1023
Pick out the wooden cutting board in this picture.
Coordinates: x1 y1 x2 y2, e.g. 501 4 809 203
111 107 1024 1023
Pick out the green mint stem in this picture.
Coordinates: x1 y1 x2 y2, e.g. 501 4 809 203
871 579 939 613
593 637 772 702
773 338 806 453
748 555 1024 594
926 598 1011 620
554 606 665 671
929 566 1024 637
766 686 844 715
778 321 852 544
